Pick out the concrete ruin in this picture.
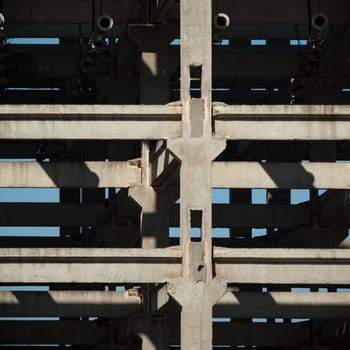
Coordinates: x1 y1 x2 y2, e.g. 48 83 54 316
0 0 350 349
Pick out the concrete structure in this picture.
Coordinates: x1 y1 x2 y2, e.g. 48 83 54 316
0 0 350 349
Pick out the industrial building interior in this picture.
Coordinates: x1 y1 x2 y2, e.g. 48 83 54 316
0 0 350 349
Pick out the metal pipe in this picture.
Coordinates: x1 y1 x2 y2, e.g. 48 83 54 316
213 13 230 30
96 15 114 32
88 15 114 49
312 12 329 32
68 15 114 99
311 12 329 45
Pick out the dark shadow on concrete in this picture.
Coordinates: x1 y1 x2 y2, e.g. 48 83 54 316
215 291 350 321
39 161 99 188
261 162 315 189
5 291 141 318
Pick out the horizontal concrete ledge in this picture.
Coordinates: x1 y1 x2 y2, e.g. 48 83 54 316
170 237 350 248
214 248 350 284
212 322 311 347
170 203 309 228
0 161 141 187
0 320 311 347
2 201 349 230
214 247 350 261
0 203 108 226
0 247 182 283
0 104 183 119
213 104 350 140
0 202 308 228
0 237 84 247
0 320 109 345
3 0 349 26
215 292 350 318
0 104 182 139
212 161 350 189
7 160 350 189
0 318 347 347
0 290 142 317
0 247 182 261
213 104 350 117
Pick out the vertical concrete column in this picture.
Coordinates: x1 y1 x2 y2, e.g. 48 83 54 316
168 279 226 350
129 25 176 350
130 142 177 248
129 25 176 249
168 0 226 279
167 0 227 349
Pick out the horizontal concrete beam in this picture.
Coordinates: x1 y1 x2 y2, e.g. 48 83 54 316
0 318 347 347
0 320 109 344
3 202 348 229
0 161 140 188
214 104 350 140
0 105 182 140
217 0 349 25
4 0 349 25
212 162 350 189
0 203 108 226
0 248 182 283
167 320 314 347
10 45 338 83
0 237 83 248
0 321 311 346
170 237 350 248
0 202 309 228
3 0 141 24
5 23 308 40
170 203 309 228
0 319 312 347
12 46 301 81
214 248 350 284
12 46 344 85
153 288 350 320
215 292 350 319
212 322 311 347
0 290 141 317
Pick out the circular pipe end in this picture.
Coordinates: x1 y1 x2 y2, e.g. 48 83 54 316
312 13 328 31
97 15 114 32
214 13 230 30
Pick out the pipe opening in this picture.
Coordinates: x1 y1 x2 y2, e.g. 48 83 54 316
97 15 114 32
214 13 230 30
312 13 328 30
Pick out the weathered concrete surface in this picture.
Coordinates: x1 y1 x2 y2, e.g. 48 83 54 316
0 104 182 139
213 161 350 189
215 292 350 319
0 161 140 187
0 290 141 317
165 0 228 349
2 0 350 349
214 248 350 284
214 104 350 140
0 248 182 283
